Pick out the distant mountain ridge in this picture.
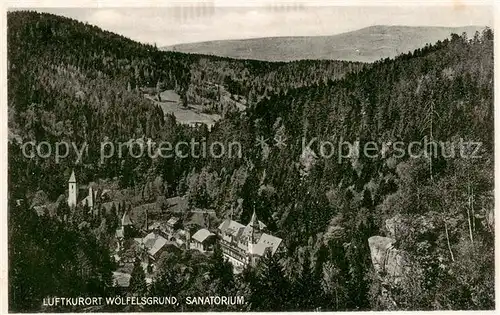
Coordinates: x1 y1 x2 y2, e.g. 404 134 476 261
163 25 486 62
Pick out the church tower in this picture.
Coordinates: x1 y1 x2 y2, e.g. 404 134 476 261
87 186 94 210
68 170 77 208
247 210 261 265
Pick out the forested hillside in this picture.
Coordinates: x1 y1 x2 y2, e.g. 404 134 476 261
180 28 494 310
8 10 363 198
8 9 494 312
185 57 364 113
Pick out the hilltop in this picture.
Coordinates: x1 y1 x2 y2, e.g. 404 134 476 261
164 25 485 62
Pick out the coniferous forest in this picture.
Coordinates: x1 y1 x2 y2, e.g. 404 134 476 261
8 10 494 312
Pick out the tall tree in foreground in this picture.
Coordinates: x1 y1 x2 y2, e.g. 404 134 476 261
208 243 235 297
129 258 147 296
248 252 291 311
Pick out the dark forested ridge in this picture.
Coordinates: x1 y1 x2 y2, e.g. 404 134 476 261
8 9 494 312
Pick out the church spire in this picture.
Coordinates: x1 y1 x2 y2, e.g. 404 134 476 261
247 208 262 265
249 209 258 229
69 170 76 183
248 208 262 247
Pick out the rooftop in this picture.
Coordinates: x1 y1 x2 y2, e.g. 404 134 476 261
167 216 179 226
148 222 161 230
112 271 131 287
140 232 168 257
218 219 244 237
69 170 76 183
257 233 282 255
252 243 270 256
192 228 215 243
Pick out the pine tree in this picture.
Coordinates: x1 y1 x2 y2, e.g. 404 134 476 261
56 200 70 220
146 266 180 311
208 243 234 296
129 258 147 296
249 252 290 311
291 253 323 311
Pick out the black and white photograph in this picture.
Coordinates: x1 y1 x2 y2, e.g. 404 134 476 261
5 0 495 312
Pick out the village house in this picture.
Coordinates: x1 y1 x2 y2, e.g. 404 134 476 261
136 232 169 262
148 221 162 232
111 271 131 293
165 216 181 235
190 228 216 253
80 186 96 211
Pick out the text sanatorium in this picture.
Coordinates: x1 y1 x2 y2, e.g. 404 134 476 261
42 296 245 307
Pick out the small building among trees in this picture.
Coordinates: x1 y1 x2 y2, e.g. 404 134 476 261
190 228 216 253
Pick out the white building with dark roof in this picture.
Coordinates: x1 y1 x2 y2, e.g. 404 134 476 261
139 232 168 260
217 211 282 270
112 271 131 288
80 186 96 210
190 228 216 253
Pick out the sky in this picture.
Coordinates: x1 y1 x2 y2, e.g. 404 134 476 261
15 4 494 46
